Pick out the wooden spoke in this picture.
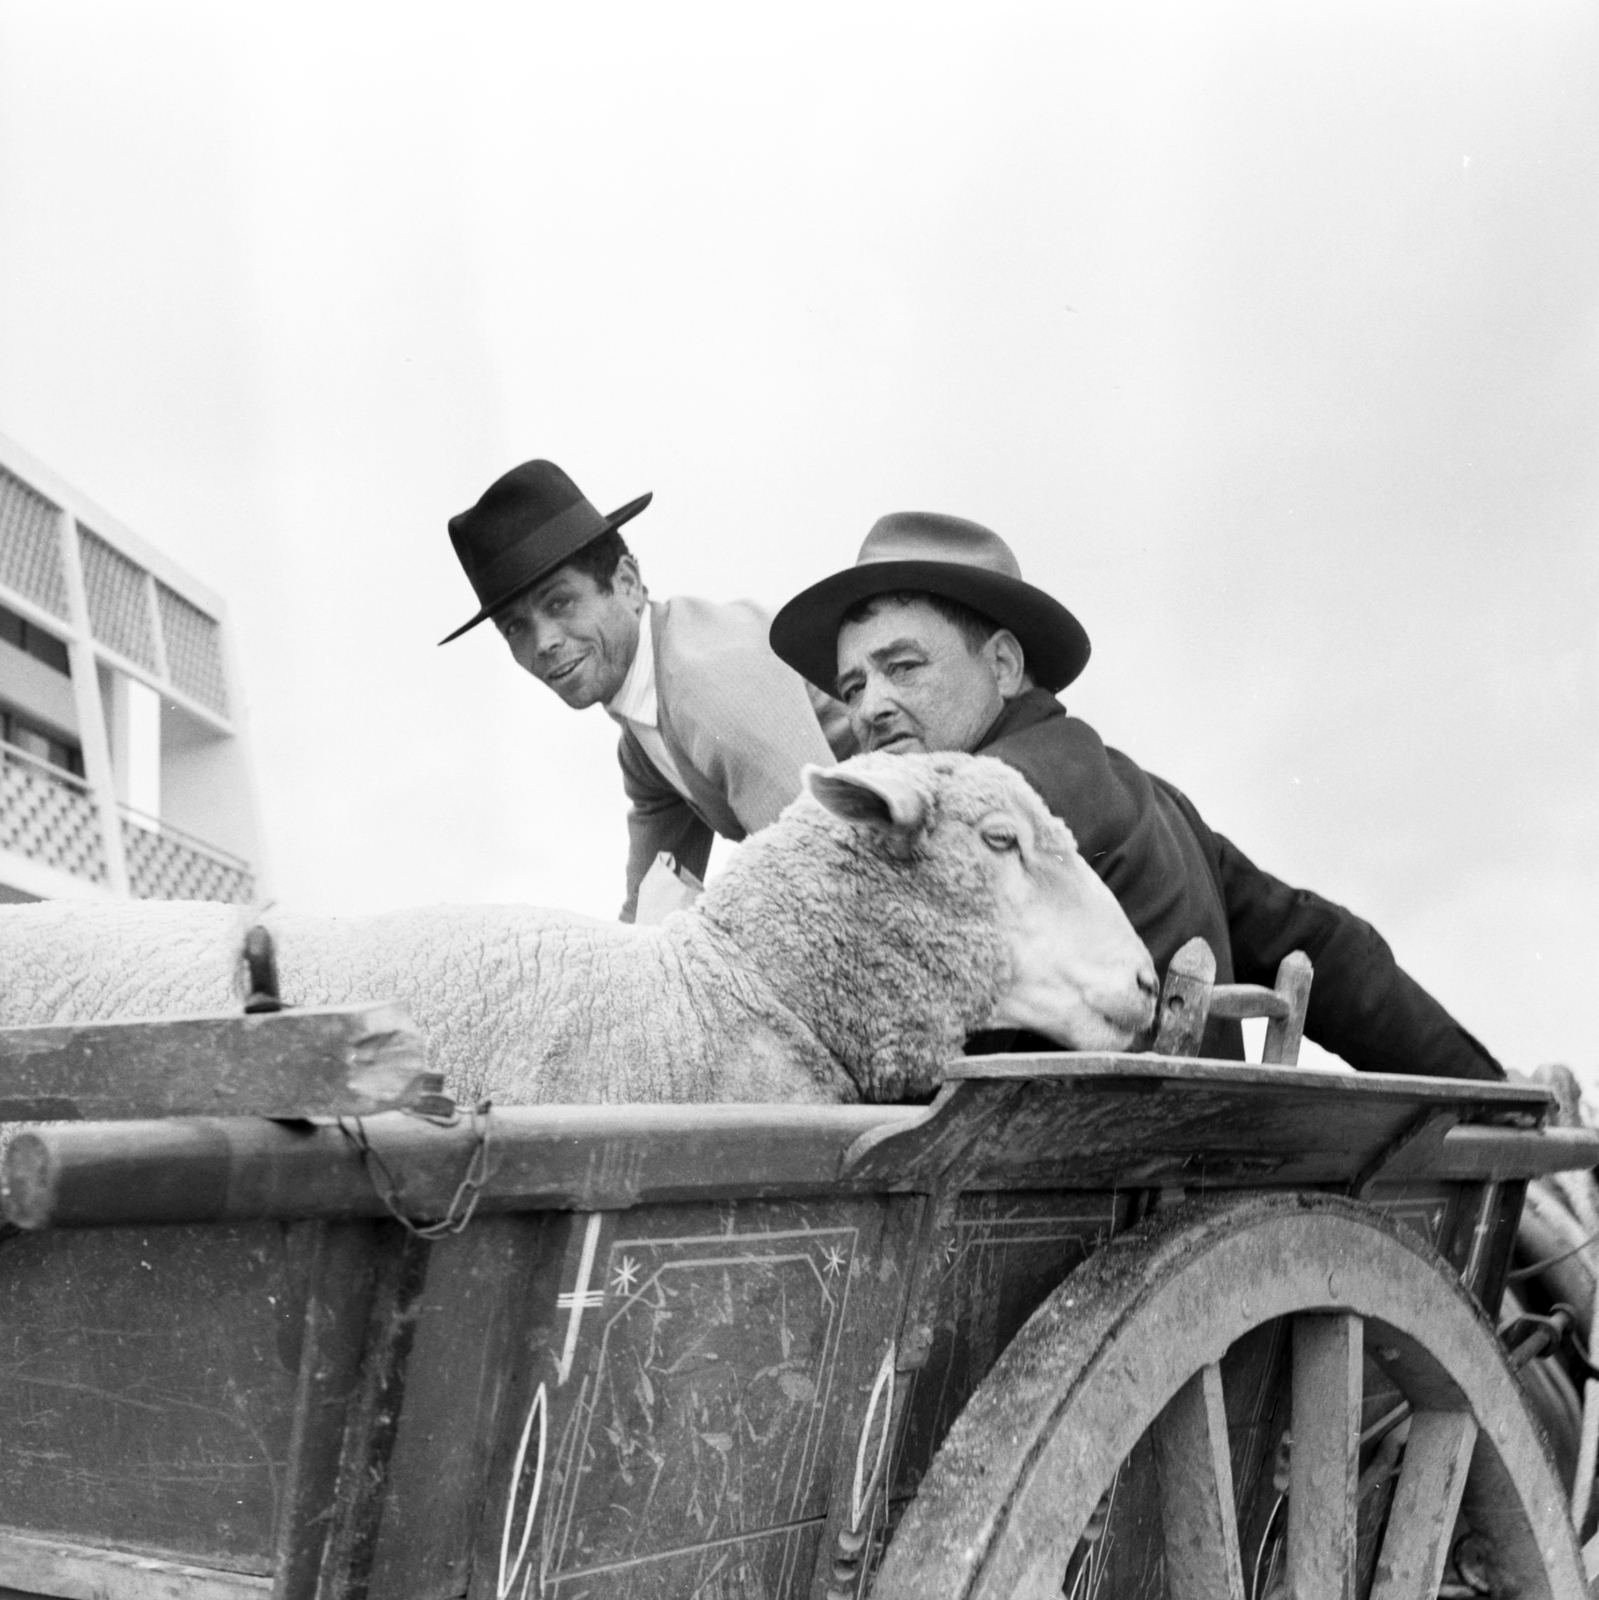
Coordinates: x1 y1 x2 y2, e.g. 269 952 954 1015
1368 1411 1478 1600
1288 1313 1363 1600
873 1196 1586 1600
1153 1362 1246 1600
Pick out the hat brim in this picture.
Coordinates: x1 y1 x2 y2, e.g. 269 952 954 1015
770 559 1091 695
437 492 653 645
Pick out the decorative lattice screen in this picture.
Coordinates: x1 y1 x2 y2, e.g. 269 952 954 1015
155 582 229 716
0 468 69 619
123 818 252 903
79 527 158 671
0 747 107 884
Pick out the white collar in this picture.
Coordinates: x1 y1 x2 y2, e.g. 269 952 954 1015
605 602 658 729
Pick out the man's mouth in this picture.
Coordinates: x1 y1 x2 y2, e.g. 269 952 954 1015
871 730 920 753
545 655 586 685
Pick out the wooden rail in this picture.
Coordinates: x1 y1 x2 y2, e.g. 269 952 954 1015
3 1057 1584 1231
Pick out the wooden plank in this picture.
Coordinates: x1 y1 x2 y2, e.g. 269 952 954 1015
1352 1111 1460 1199
272 1221 390 1600
363 1215 558 1600
315 1228 433 1600
1152 937 1216 1056
0 1529 269 1600
1425 1125 1599 1182
943 1054 1552 1110
1368 1411 1477 1600
1152 1362 1246 1600
0 1222 303 1567
0 1004 436 1120
4 1071 1577 1234
1288 1314 1362 1600
843 1070 1553 1193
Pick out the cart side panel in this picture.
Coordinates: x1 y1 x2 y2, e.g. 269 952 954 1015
448 1195 919 1600
0 1222 313 1572
887 1190 1130 1515
364 1215 564 1600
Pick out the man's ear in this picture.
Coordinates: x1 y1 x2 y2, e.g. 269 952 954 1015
613 554 646 608
804 761 929 843
985 629 1028 698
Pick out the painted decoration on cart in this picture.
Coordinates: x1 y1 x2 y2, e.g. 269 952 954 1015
891 1190 1123 1509
515 1200 902 1600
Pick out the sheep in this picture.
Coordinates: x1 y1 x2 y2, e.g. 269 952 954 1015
0 753 1157 1105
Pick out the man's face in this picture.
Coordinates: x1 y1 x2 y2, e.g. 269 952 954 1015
835 597 1010 754
494 557 644 709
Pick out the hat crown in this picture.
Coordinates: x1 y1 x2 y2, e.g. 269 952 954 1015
449 459 593 579
857 512 1024 581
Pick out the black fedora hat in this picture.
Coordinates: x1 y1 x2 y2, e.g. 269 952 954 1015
439 460 652 644
769 512 1091 694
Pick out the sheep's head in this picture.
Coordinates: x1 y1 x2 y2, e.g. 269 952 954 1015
700 751 1157 1101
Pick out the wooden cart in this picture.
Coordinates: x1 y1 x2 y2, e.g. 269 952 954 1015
0 984 1594 1600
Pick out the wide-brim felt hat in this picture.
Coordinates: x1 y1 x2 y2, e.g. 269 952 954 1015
769 511 1091 694
439 459 652 644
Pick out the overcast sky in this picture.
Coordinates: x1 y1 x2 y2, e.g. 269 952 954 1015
0 1 1594 1076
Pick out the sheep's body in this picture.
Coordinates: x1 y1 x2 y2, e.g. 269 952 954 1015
0 900 848 1104
0 753 1156 1104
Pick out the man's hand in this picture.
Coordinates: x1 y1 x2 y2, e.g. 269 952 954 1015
634 852 705 924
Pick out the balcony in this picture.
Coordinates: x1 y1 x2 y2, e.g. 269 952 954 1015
120 807 255 905
0 739 107 887
0 739 254 904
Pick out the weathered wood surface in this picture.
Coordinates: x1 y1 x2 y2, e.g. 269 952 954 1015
841 1055 1554 1190
1261 951 1313 1065
0 1530 270 1600
870 1194 1585 1600
1367 1410 1477 1600
0 1003 437 1119
2 1060 1575 1230
2 1104 915 1229
1152 1363 1246 1600
1287 1313 1362 1600
0 1221 310 1578
1152 937 1216 1056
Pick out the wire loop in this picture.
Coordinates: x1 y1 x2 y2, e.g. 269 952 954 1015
338 1098 494 1239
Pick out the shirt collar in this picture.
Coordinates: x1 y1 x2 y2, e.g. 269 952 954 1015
605 602 658 729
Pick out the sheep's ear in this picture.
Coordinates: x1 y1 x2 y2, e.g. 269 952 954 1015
804 762 928 838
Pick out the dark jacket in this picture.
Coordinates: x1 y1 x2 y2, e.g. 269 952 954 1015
976 690 1502 1079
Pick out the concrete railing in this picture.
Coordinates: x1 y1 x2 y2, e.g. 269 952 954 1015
0 739 107 887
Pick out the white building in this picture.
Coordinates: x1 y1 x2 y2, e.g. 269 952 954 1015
0 432 265 905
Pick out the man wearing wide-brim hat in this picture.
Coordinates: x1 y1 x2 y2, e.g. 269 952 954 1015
771 512 1503 1079
444 460 853 921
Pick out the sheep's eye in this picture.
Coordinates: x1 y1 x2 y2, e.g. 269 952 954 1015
981 825 1021 854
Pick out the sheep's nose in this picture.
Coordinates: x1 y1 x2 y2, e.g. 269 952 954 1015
1137 966 1158 1001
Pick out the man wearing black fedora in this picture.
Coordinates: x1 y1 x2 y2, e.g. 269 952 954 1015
770 512 1503 1079
443 460 854 920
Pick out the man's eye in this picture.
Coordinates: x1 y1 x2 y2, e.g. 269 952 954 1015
886 658 919 679
838 682 862 706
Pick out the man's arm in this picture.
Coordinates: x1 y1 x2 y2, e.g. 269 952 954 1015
617 731 714 923
1208 826 1505 1080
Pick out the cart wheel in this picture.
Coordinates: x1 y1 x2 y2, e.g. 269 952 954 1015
872 1192 1583 1600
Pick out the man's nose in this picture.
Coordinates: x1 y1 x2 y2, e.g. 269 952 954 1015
530 616 565 659
853 674 895 725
